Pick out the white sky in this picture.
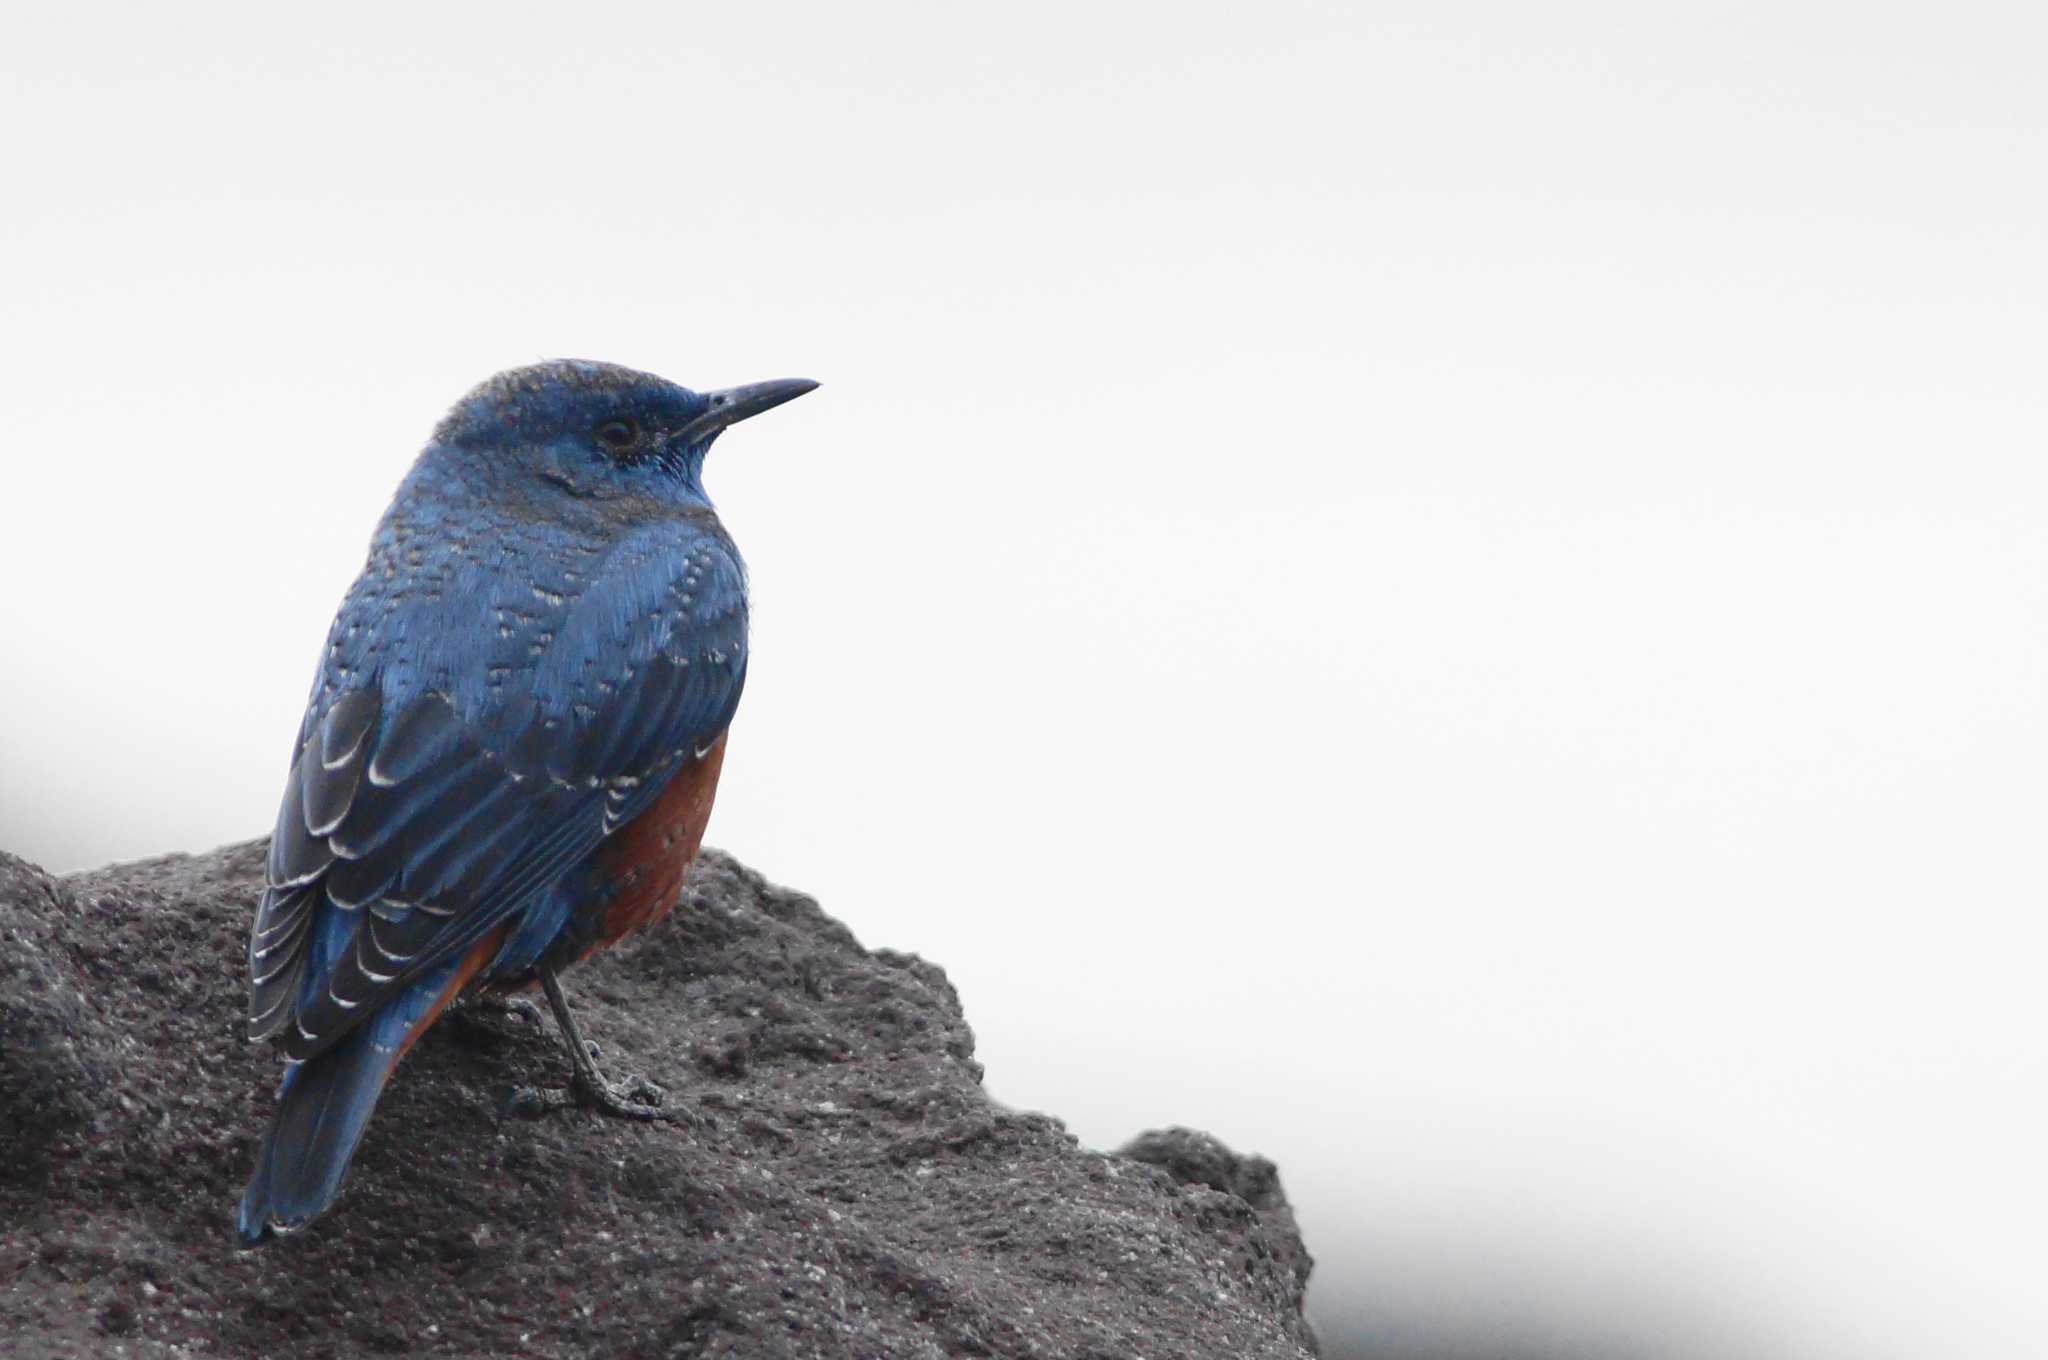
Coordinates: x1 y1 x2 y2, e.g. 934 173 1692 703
4 4 2044 1356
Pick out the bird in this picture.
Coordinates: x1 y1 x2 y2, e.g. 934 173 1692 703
236 359 815 1246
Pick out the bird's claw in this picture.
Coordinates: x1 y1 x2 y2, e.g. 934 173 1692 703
502 997 546 1028
460 995 545 1029
503 1083 567 1119
447 995 547 1048
504 1071 699 1126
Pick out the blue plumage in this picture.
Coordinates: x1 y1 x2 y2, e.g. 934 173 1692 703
238 360 814 1245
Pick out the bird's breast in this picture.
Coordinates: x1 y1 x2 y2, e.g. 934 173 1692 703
576 730 730 959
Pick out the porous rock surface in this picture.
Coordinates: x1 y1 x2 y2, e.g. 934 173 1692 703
0 841 1316 1358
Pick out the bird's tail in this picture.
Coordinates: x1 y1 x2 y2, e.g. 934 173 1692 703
237 931 502 1247
236 1022 400 1247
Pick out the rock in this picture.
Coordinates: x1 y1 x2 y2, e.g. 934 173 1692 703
0 840 1318 1358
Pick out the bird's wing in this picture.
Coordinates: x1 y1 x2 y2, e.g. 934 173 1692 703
248 535 748 1061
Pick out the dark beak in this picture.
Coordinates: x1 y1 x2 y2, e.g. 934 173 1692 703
679 378 819 444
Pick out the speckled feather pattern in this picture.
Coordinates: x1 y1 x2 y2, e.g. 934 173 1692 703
254 375 750 1061
237 359 802 1244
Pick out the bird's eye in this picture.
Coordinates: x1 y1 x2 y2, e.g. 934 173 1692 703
595 417 639 450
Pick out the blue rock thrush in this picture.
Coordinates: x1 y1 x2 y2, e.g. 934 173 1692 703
236 359 816 1245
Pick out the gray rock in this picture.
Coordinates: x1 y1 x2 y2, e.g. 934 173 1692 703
0 840 1317 1358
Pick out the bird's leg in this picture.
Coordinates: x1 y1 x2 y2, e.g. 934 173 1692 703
506 964 698 1125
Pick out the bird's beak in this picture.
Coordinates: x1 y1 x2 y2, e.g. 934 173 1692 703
678 378 820 444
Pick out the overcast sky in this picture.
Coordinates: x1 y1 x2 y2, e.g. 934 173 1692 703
5 4 2045 1356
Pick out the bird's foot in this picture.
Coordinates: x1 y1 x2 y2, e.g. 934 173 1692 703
505 1065 700 1126
477 995 547 1028
503 962 702 1125
446 995 546 1047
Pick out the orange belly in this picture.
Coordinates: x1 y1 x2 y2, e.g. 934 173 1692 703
582 731 728 959
399 924 512 1060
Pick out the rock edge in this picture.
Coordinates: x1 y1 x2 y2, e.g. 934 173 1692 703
0 841 1316 1359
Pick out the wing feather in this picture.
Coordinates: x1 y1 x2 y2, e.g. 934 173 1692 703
248 532 748 1059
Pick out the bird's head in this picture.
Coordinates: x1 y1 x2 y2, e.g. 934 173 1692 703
430 359 816 507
